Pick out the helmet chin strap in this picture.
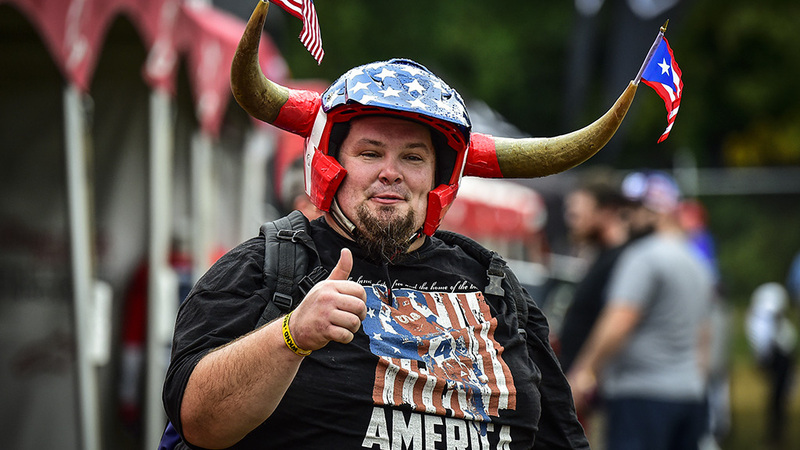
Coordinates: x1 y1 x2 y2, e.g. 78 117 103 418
329 199 358 240
329 199 425 257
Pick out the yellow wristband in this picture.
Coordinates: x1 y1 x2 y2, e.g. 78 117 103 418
282 311 312 356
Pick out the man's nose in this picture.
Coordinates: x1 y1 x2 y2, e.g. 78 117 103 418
378 158 403 184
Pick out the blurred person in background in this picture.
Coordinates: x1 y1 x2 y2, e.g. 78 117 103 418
557 175 633 441
677 200 720 282
558 176 631 375
745 282 797 449
678 199 732 447
568 171 715 450
787 251 800 307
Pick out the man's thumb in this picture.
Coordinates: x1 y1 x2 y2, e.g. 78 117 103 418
327 248 353 280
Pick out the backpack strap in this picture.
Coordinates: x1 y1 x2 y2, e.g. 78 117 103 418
257 211 328 327
434 230 529 337
494 258 529 338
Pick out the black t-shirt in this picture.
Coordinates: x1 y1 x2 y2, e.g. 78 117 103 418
164 218 588 449
557 244 628 373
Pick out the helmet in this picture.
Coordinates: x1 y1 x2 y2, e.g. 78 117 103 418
231 1 638 235
303 59 471 235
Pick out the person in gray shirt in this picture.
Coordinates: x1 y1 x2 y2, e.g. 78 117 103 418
568 171 714 450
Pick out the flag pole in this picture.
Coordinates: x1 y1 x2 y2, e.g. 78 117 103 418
634 20 669 85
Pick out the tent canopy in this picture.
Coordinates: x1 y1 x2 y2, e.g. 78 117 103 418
1 0 287 137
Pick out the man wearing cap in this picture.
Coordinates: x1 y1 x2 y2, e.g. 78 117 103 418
162 2 640 448
568 171 714 450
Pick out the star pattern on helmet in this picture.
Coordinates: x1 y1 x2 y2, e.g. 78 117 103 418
409 97 427 109
321 59 470 129
373 68 396 80
404 79 425 95
381 86 401 97
351 81 371 94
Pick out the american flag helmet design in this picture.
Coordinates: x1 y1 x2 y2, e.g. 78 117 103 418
321 59 470 136
304 59 473 235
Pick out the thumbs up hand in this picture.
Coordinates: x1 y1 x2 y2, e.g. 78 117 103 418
287 248 368 351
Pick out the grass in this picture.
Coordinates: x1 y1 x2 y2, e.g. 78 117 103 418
721 307 799 450
724 359 800 450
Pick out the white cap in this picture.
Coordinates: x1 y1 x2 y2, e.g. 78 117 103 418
622 171 681 214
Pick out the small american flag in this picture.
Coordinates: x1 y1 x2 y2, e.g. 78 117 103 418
270 0 324 64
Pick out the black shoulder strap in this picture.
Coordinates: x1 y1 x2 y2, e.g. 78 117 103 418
257 211 328 327
433 230 529 336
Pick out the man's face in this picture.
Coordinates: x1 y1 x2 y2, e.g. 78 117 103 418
565 190 601 244
335 115 436 243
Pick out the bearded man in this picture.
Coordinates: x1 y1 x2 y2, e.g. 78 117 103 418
162 2 639 448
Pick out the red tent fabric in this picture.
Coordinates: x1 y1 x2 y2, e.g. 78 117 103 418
174 3 286 134
441 177 547 241
1 0 288 137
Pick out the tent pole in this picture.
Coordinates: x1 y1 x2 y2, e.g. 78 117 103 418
64 84 101 450
145 88 177 450
239 127 275 240
191 131 215 279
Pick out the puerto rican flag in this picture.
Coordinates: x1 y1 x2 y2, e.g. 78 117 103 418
270 0 324 64
641 36 683 143
363 287 516 422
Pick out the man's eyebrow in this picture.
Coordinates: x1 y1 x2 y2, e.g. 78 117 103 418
405 142 433 150
355 138 432 150
356 138 386 147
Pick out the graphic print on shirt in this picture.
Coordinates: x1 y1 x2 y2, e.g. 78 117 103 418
363 285 517 423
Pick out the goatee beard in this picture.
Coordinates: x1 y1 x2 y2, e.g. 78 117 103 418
354 204 419 263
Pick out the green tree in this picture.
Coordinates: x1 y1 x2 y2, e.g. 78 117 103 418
642 0 800 167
